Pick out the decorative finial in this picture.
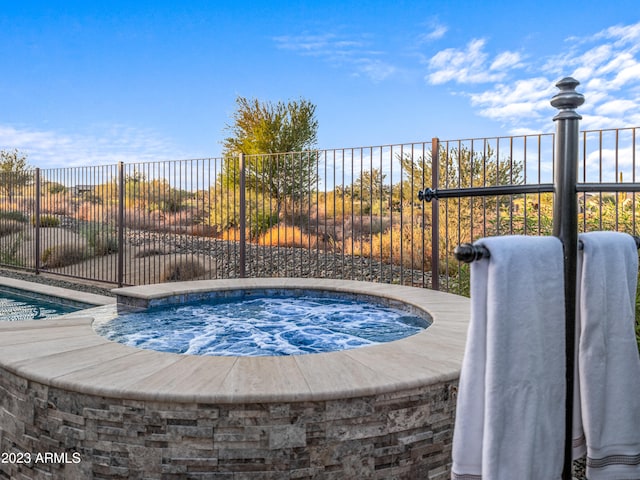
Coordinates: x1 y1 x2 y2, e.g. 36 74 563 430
551 77 584 121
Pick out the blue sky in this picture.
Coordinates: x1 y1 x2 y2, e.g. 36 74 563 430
1 0 639 169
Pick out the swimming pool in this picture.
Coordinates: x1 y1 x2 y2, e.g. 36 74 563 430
0 287 89 321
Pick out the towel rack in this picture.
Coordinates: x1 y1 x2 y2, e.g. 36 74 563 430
419 78 640 480
454 236 640 263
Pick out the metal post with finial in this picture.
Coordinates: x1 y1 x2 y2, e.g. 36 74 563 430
550 76 585 480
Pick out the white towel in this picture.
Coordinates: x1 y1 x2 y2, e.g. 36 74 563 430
451 235 566 480
572 231 640 480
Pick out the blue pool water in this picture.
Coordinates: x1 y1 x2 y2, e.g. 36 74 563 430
0 288 85 321
97 294 429 356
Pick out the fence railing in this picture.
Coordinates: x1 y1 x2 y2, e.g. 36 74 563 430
0 126 638 291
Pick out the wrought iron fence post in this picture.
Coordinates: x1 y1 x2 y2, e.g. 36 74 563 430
34 168 41 274
551 77 584 480
431 137 440 290
117 161 125 287
238 153 246 278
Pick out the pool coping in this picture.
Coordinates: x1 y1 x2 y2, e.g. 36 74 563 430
0 278 470 404
0 275 116 307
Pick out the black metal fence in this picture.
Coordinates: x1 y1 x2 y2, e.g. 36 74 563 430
0 126 638 290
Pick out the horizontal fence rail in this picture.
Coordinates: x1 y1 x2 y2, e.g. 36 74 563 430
0 126 638 291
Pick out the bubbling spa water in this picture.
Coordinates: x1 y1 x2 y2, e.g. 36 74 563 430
96 293 429 356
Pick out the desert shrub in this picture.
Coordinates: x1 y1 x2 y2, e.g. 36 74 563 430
159 196 184 213
41 244 86 268
447 262 471 297
121 207 158 230
40 194 73 215
164 207 198 227
0 211 28 223
76 202 100 222
187 224 219 237
34 215 60 227
0 220 26 237
249 211 279 239
160 257 206 282
343 215 390 238
79 221 118 256
47 182 66 195
75 202 117 224
0 233 25 266
92 234 119 256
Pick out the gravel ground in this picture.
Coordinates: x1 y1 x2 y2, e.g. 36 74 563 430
573 457 586 479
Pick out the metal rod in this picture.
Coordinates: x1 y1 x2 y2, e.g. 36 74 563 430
34 168 41 275
454 235 640 264
117 161 125 288
578 235 640 250
431 137 440 290
551 76 584 480
576 182 640 193
238 153 246 278
419 183 554 201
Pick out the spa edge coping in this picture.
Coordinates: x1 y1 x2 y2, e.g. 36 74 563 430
0 275 116 307
0 278 470 404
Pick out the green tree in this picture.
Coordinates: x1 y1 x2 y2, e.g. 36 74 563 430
220 97 319 212
0 149 32 204
351 169 387 201
223 97 318 155
351 168 391 213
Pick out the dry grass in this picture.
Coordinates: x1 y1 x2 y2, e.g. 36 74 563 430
187 224 219 237
41 243 87 268
343 225 431 270
219 228 242 242
257 225 320 249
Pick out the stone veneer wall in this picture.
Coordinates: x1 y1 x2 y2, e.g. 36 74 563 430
0 366 458 480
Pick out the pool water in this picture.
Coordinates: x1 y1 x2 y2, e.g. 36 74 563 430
97 295 429 356
0 288 84 321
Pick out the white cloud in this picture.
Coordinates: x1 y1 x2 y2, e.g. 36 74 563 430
418 23 448 43
426 20 640 135
596 99 637 116
353 58 397 82
468 77 556 123
597 22 640 48
0 124 183 169
272 33 365 57
427 39 523 85
273 31 397 83
490 51 524 71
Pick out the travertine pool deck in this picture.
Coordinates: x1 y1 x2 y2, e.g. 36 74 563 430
0 278 470 479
